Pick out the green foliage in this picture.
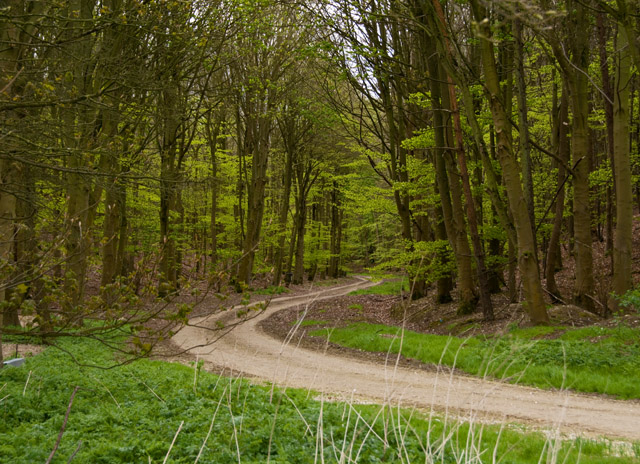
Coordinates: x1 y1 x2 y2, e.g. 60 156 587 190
349 279 408 295
293 319 328 327
252 285 289 296
310 323 640 399
401 128 435 151
364 238 454 288
617 286 640 312
0 337 632 463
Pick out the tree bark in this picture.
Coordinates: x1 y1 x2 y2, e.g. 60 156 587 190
293 204 307 285
439 62 494 318
546 85 570 301
100 107 122 288
205 113 224 269
596 11 615 260
470 0 549 324
237 113 271 286
425 47 475 312
611 23 633 304
568 4 595 312
440 71 477 315
0 159 18 343
158 84 180 295
273 132 294 286
328 183 342 278
514 19 536 258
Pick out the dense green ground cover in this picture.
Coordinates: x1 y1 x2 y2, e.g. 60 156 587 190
348 279 408 296
309 323 640 400
1 335 637 462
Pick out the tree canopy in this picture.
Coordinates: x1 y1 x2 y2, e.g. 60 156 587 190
1 0 639 364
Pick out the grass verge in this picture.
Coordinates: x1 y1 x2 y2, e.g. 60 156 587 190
309 323 640 399
0 335 637 462
349 279 408 296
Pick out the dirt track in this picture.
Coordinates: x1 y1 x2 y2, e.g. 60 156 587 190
172 276 640 441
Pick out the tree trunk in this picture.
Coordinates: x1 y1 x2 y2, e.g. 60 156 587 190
597 11 615 260
3 161 37 328
568 12 595 312
237 114 271 286
101 128 122 288
293 204 306 285
159 145 179 295
427 51 476 313
64 152 91 309
0 159 17 338
205 113 224 268
611 24 633 305
546 85 570 301
434 205 453 303
514 19 536 258
158 80 182 295
102 177 120 287
471 0 549 324
440 79 477 315
442 66 494 319
286 215 297 278
328 183 342 278
115 177 129 278
273 142 293 286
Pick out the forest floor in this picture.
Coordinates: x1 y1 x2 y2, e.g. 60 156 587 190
170 276 640 442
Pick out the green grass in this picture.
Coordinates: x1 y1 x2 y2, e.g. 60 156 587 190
253 285 289 295
349 279 409 295
1 336 637 462
309 323 640 399
291 319 329 327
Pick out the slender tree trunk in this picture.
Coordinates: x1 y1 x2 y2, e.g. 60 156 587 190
159 131 179 295
237 113 271 285
443 70 494 319
308 204 321 282
471 0 549 323
286 217 297 279
273 144 293 286
597 12 616 260
64 151 91 308
207 116 223 268
2 167 29 327
293 204 306 285
545 0 596 311
611 24 633 305
546 86 570 301
100 112 122 287
514 19 536 258
328 183 342 278
569 17 595 312
440 77 477 314
0 159 17 339
433 204 453 303
115 177 129 278
426 49 476 312
459 84 517 295
102 177 120 287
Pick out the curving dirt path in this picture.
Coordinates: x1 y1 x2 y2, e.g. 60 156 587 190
172 277 640 441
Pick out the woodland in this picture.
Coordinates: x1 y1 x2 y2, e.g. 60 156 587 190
3 0 640 462
0 0 640 361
